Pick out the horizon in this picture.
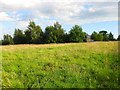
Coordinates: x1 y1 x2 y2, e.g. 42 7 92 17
0 0 119 39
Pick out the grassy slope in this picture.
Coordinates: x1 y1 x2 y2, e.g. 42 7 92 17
1 42 119 88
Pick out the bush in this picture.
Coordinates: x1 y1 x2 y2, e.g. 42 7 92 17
2 34 14 45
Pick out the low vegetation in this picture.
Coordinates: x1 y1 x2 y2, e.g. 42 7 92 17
1 42 119 88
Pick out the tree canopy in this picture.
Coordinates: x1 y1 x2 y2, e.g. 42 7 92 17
0 21 118 45
69 25 86 42
13 29 26 44
24 21 43 44
2 34 13 45
117 35 120 41
108 32 114 41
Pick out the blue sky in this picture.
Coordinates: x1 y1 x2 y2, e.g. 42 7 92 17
0 0 119 39
81 21 118 38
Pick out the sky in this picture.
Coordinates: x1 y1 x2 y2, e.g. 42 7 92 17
0 0 119 39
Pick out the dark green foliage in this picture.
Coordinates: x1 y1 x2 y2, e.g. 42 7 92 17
63 33 70 43
99 31 107 35
97 33 103 41
103 34 109 41
117 35 120 41
91 31 98 41
91 32 103 41
24 29 32 44
99 30 109 41
25 21 43 44
91 31 116 41
1 21 118 45
69 25 86 42
2 34 13 45
108 32 114 41
0 40 2 45
44 22 64 43
44 26 57 43
13 29 27 44
53 22 65 43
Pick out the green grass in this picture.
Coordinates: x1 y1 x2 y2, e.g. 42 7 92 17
1 42 119 88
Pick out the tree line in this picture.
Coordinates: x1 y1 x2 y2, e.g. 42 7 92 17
0 21 120 45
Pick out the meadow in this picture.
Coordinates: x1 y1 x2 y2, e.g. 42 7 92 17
1 42 119 88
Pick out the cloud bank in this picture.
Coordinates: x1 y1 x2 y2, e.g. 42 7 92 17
0 0 118 24
0 0 118 39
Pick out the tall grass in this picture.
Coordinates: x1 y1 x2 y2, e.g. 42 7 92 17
1 42 119 88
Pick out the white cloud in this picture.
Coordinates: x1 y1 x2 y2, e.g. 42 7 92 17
0 0 118 11
0 0 118 39
16 21 29 29
0 0 118 25
0 12 13 21
0 0 39 9
89 8 96 13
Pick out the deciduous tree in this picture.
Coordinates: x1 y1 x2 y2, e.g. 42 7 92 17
2 34 13 45
69 25 86 42
13 29 26 44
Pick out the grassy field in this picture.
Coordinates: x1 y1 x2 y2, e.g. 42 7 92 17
1 42 119 88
